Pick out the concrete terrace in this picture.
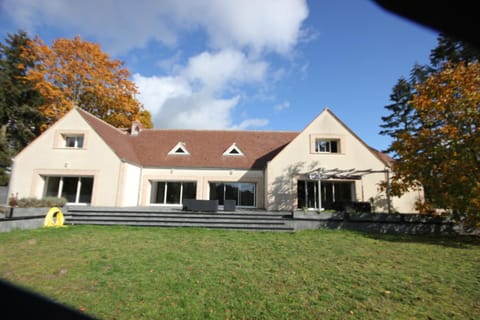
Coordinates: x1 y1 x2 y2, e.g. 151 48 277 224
1 205 464 235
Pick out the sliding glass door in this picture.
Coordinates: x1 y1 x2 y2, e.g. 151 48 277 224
209 182 256 207
44 176 94 204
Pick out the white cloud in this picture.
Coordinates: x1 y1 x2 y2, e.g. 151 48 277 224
2 0 308 55
2 0 308 130
133 74 191 114
1 0 178 54
134 72 239 129
183 49 267 92
157 93 240 129
179 0 309 55
134 49 269 129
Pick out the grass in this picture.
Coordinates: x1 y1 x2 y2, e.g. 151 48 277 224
0 226 479 319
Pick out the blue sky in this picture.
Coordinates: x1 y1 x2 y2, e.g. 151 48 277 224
0 0 439 151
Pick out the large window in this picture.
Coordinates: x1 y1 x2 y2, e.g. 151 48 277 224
314 139 339 153
209 182 256 207
44 176 93 204
297 180 353 210
150 181 197 205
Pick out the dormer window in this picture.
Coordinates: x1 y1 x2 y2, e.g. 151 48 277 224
168 142 190 155
64 134 84 148
223 143 244 156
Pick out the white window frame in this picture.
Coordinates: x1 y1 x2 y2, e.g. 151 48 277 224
208 182 256 207
223 143 244 156
314 139 340 153
150 181 197 206
168 142 190 155
44 176 93 204
63 134 84 148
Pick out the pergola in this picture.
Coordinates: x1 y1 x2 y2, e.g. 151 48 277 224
305 167 392 214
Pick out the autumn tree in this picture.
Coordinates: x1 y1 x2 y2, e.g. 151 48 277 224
24 36 152 130
381 34 480 225
0 31 44 185
381 34 480 154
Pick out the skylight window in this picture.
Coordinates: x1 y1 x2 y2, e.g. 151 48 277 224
223 143 244 156
168 142 190 155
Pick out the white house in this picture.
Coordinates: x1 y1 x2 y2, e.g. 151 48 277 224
8 107 422 213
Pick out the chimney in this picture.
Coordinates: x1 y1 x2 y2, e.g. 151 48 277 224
131 121 143 136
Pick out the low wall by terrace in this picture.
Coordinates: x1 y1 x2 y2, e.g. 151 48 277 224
0 206 474 235
291 211 464 235
0 207 63 233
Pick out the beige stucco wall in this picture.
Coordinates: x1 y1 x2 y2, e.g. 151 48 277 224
9 109 123 206
139 167 264 207
265 109 419 212
390 180 424 213
116 162 142 206
8 107 421 212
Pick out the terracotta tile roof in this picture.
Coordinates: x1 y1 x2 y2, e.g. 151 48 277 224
78 107 392 169
134 129 297 169
77 108 298 169
368 147 394 166
76 108 141 164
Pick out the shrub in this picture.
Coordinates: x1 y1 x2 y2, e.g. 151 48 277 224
15 197 67 208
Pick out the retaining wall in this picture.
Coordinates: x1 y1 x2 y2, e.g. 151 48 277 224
0 207 59 233
0 206 473 235
291 211 463 235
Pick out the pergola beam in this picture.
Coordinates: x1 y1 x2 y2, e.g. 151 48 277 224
305 167 392 214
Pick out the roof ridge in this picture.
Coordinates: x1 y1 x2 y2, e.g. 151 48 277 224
75 107 127 134
140 128 300 133
75 107 141 164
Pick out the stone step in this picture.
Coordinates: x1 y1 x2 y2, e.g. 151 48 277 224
65 220 294 231
64 206 294 231
67 213 286 221
66 206 290 217
67 216 288 224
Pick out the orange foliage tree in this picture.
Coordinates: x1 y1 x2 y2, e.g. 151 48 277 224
23 36 152 130
390 61 480 224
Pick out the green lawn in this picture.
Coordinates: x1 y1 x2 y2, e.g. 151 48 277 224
0 226 478 319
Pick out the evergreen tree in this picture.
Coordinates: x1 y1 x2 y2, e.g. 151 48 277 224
380 33 480 156
379 64 429 154
430 34 480 67
0 31 44 185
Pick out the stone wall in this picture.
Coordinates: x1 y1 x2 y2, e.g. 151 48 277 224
291 211 464 235
0 207 58 233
